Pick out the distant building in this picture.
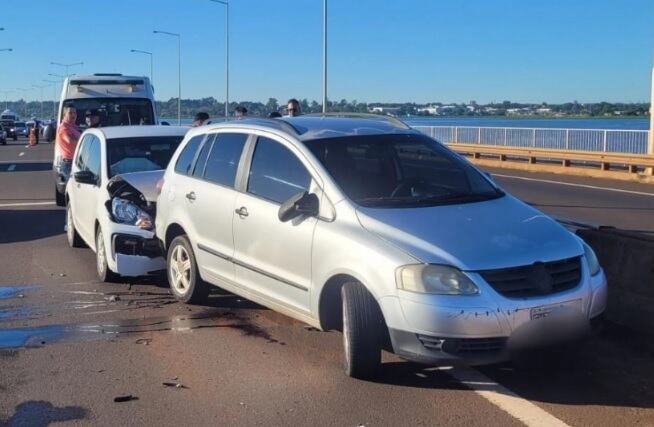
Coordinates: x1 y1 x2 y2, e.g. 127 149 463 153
536 107 552 114
417 105 439 115
369 106 401 115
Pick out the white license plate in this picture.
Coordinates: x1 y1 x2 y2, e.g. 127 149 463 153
530 299 581 320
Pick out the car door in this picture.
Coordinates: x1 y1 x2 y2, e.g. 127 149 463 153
75 135 101 245
232 135 317 313
186 132 249 285
70 134 96 244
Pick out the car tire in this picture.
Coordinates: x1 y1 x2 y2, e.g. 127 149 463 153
167 235 209 304
55 187 66 207
96 227 118 282
341 281 385 379
66 203 84 248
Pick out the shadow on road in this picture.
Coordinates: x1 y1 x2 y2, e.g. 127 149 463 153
1 400 88 426
0 209 64 244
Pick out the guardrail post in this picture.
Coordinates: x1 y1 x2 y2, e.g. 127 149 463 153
532 129 536 147
565 129 569 150
478 127 481 145
503 128 507 146
603 130 608 152
454 127 458 143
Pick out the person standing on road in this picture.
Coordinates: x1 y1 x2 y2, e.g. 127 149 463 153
85 109 101 128
191 112 210 127
56 107 81 163
285 99 301 117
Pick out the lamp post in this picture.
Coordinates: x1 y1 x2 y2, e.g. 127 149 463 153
154 30 181 125
130 49 154 85
0 48 12 52
323 0 328 113
43 80 58 119
50 61 83 78
209 0 229 118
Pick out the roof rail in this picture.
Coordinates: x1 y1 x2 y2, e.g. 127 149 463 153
303 112 411 129
228 117 305 136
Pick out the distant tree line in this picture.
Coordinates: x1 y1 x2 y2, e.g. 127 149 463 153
2 98 649 120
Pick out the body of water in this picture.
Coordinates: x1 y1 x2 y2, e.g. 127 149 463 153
162 116 650 131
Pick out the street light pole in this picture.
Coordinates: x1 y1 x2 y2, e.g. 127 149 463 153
209 0 230 118
50 61 83 78
130 49 154 85
323 0 328 113
153 30 181 125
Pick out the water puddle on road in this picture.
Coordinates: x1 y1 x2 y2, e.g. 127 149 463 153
0 285 36 300
0 310 284 349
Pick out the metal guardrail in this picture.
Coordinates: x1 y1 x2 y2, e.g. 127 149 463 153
414 125 650 155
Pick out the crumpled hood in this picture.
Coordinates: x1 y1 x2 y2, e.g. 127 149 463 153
107 170 164 203
355 194 582 271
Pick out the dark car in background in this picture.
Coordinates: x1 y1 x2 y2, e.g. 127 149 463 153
0 124 6 145
14 121 27 137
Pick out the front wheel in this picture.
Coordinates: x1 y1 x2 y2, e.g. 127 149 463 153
167 235 209 304
341 282 385 379
96 227 118 282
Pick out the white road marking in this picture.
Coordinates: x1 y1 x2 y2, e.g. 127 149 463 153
494 173 654 197
0 201 55 207
7 164 15 171
18 152 24 157
0 160 51 164
448 367 570 427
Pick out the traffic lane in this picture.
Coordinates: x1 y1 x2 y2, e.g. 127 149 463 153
2 207 654 425
0 140 54 163
0 170 54 204
486 167 654 233
0 207 522 426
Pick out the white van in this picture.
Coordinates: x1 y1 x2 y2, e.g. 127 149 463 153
54 73 161 206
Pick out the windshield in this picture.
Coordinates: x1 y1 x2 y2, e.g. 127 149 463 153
305 133 503 208
15 122 25 128
106 136 183 178
62 98 154 128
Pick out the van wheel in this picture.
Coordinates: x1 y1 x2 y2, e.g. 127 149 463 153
341 281 385 379
55 187 66 207
66 203 84 248
96 227 118 282
167 235 209 304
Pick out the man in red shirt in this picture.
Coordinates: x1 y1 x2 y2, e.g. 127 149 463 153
54 106 81 206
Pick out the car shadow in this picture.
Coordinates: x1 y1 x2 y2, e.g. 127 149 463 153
0 209 64 244
1 400 88 426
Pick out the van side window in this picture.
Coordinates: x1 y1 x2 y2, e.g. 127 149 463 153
174 135 204 175
247 137 311 204
203 133 247 188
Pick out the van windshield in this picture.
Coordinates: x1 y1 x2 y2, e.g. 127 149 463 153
305 133 504 208
62 98 154 128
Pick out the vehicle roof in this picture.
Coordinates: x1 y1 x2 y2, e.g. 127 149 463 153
187 114 418 142
67 74 148 82
92 125 188 140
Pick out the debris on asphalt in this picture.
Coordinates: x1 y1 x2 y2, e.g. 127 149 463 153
135 338 152 345
17 294 24 298
59 273 66 277
113 395 137 402
162 382 188 389
108 295 120 302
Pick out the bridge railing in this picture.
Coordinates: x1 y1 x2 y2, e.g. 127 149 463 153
413 125 650 154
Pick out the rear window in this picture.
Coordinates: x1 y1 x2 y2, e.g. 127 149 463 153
107 136 183 177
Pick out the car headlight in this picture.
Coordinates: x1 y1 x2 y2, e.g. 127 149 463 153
395 264 479 295
111 198 153 230
582 242 601 276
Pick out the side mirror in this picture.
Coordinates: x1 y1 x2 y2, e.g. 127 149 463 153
160 121 170 126
74 170 98 185
278 191 319 222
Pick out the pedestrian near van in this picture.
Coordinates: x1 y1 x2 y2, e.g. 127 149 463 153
56 107 81 162
192 112 210 127
234 106 247 119
286 99 301 117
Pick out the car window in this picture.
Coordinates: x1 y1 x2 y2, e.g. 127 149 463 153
86 136 101 177
174 135 204 175
75 134 93 171
107 136 183 178
192 135 215 178
204 133 248 188
247 136 311 204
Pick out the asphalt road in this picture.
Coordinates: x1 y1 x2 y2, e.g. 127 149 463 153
1 136 654 426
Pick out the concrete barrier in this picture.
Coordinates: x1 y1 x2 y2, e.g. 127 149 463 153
576 227 654 340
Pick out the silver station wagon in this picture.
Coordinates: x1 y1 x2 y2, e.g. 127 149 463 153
155 114 607 379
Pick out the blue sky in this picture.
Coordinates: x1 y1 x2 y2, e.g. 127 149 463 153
1 0 653 104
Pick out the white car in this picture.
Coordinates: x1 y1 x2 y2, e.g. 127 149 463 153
65 125 187 281
155 115 607 379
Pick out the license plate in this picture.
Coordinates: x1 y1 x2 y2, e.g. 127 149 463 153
530 299 581 320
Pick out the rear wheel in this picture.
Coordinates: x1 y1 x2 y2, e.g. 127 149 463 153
341 281 385 379
66 203 84 248
167 235 209 304
96 227 118 282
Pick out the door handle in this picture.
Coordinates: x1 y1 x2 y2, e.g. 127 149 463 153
185 191 196 201
235 206 249 217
